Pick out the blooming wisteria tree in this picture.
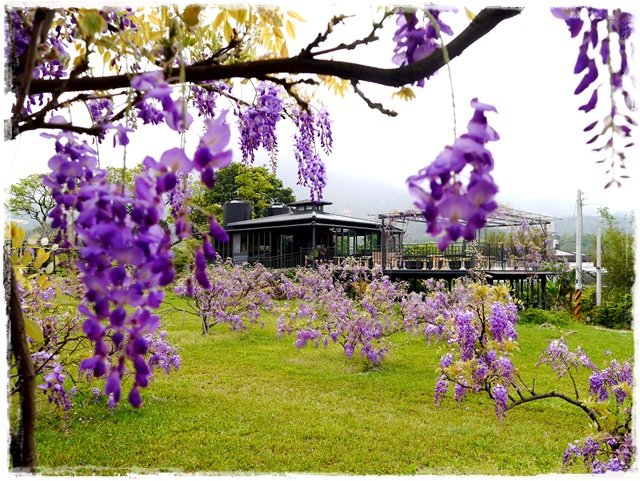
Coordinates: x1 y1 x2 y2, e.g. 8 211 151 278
174 260 275 335
429 282 634 473
3 3 635 472
276 264 408 365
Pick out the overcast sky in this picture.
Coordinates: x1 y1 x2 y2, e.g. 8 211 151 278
2 1 639 219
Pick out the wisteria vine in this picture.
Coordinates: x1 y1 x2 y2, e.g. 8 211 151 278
407 98 500 250
552 7 635 187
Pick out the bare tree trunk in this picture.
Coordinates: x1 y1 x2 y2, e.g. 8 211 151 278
4 250 37 472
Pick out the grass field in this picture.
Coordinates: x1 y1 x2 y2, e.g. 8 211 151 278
31 293 633 475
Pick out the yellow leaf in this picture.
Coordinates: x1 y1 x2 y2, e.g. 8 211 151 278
212 11 227 30
11 223 25 249
11 253 20 265
78 10 107 38
232 8 247 24
25 318 44 344
464 8 476 22
33 250 50 269
45 263 55 274
20 251 33 265
280 43 288 58
223 21 233 42
181 5 202 27
36 274 48 288
285 19 295 39
392 86 416 101
287 10 305 22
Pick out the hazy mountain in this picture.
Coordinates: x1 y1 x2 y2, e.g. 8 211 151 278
553 214 635 236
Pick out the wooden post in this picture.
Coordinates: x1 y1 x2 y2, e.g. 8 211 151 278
380 216 387 271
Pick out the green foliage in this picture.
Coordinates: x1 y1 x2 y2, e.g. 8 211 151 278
597 207 634 301
545 263 575 311
518 308 571 327
557 233 596 257
190 163 295 225
6 173 55 230
105 164 144 194
587 297 633 330
171 238 200 274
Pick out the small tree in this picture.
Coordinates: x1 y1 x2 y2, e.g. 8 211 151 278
598 207 634 301
6 173 55 232
190 163 296 224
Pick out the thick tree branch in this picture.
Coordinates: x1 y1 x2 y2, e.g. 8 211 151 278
26 8 522 95
11 7 55 119
507 391 602 431
5 250 37 472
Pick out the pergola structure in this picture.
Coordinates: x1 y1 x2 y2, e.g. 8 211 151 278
376 204 561 308
378 204 557 268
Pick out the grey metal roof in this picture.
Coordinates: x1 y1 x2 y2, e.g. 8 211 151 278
288 199 332 206
225 210 381 229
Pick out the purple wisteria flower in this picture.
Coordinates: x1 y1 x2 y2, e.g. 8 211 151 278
42 82 231 407
434 375 449 406
551 7 635 186
238 82 283 164
292 109 330 203
37 362 72 411
392 7 457 87
492 384 508 419
408 98 499 250
131 71 193 132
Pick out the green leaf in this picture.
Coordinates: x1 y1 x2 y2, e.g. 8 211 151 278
78 10 107 38
25 318 44 344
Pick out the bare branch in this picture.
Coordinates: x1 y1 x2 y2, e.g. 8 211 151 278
351 80 397 117
507 391 602 431
310 10 395 58
299 15 350 57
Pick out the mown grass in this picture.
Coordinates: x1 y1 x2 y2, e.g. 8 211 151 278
31 293 633 475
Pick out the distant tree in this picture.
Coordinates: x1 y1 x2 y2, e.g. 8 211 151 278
598 207 635 300
105 164 144 194
558 232 596 258
191 163 296 222
6 173 55 231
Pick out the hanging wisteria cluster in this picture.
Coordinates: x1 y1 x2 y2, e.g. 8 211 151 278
238 82 284 165
39 71 232 408
392 7 456 86
407 98 500 250
551 7 635 187
6 8 71 115
291 108 333 202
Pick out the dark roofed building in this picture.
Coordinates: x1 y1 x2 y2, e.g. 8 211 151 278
216 199 401 268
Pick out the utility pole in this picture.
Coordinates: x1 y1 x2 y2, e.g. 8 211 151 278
574 189 583 317
596 226 602 305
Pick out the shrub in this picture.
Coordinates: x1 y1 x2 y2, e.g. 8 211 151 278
588 298 633 330
519 308 572 327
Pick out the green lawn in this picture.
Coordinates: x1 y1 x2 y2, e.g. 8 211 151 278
32 293 633 475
